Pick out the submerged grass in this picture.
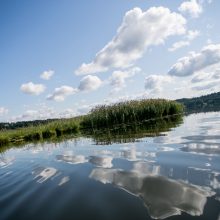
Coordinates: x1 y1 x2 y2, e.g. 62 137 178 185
0 99 184 148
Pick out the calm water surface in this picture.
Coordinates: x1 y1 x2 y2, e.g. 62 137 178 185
0 112 220 220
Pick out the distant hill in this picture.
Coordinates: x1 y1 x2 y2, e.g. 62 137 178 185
176 92 220 114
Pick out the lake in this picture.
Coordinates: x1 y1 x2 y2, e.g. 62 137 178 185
0 112 220 220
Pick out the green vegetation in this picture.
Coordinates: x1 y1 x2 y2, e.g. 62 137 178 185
0 99 184 148
177 91 220 114
0 118 81 147
81 99 184 129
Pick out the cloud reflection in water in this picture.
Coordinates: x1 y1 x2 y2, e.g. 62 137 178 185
32 167 58 183
0 156 15 168
120 147 138 161
58 176 70 186
181 142 220 155
56 151 88 164
89 156 113 168
90 161 215 219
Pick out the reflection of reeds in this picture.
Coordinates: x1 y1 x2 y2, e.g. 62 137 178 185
85 115 183 145
81 99 184 129
0 99 184 148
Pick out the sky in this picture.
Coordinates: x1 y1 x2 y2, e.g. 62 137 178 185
0 0 220 122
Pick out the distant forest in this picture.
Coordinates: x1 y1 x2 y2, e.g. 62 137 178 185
1 92 220 130
177 91 220 114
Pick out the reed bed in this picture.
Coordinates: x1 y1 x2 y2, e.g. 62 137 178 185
81 99 184 129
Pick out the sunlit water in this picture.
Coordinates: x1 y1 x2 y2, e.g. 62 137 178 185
0 112 220 220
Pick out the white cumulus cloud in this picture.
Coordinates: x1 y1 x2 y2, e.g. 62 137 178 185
20 82 46 95
187 30 200 40
191 72 211 83
40 70 54 80
168 44 220 77
169 30 200 52
192 81 220 91
145 74 172 94
58 108 77 118
47 86 78 101
178 0 203 18
75 6 186 75
168 41 190 52
10 106 55 122
191 68 220 83
190 67 220 92
10 108 49 122
78 75 102 92
109 67 141 92
10 105 79 122
0 107 8 116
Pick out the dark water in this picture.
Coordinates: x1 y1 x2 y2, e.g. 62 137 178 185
0 112 220 220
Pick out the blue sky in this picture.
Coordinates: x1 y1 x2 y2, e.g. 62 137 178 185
0 0 220 122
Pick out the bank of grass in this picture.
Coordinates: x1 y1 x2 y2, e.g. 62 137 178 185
0 99 184 147
81 99 184 129
0 117 81 147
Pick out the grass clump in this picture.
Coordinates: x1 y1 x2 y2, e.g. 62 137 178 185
81 99 184 129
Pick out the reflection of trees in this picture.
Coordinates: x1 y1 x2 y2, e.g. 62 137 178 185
83 115 183 145
89 162 214 219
